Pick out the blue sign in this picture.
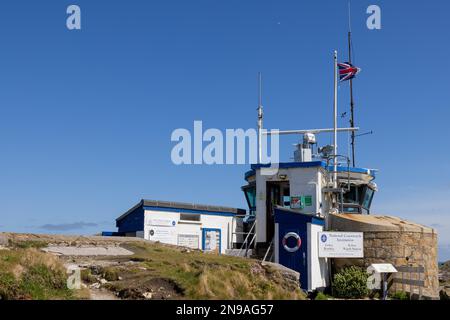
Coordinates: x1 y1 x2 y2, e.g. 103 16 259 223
321 234 327 243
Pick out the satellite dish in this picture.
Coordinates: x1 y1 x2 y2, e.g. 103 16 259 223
319 145 334 158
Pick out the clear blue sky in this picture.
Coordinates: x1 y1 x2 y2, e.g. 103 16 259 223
0 1 449 260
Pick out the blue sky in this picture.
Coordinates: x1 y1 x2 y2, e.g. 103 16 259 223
0 1 449 260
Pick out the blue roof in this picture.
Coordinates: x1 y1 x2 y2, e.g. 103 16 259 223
116 199 246 222
246 161 376 179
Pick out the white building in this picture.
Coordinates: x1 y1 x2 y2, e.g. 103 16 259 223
115 200 245 254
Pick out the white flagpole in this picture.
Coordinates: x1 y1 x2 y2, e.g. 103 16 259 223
257 72 263 163
333 50 338 189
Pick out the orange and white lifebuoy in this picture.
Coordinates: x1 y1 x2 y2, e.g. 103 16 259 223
282 232 301 253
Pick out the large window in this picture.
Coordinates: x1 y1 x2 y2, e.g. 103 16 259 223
180 213 201 222
362 188 374 209
242 185 256 214
341 184 375 214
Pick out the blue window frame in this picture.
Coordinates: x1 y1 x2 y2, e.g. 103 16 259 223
202 228 221 254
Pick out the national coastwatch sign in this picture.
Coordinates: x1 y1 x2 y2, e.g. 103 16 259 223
318 232 364 258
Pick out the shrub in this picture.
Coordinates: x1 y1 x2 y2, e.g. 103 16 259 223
81 269 97 284
332 266 369 299
102 268 119 282
315 292 329 300
390 291 410 300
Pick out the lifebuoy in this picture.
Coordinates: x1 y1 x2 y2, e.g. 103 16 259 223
282 232 301 253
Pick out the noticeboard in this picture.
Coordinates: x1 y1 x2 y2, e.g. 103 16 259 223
318 231 364 258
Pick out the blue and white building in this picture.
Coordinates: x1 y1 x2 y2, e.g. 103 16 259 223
241 133 378 291
115 200 245 254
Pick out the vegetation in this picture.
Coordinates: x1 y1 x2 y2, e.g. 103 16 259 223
0 248 73 300
332 266 369 299
314 292 330 300
8 239 48 249
106 242 306 300
1 237 306 300
389 291 410 300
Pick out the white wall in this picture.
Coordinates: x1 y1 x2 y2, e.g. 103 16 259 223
308 223 329 291
255 166 322 243
289 167 321 215
143 209 234 254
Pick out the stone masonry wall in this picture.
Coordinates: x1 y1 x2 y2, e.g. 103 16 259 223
333 230 439 299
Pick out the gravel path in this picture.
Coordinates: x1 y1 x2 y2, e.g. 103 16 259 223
43 245 134 256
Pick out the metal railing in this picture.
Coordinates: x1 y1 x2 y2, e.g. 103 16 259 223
237 221 256 258
262 237 274 263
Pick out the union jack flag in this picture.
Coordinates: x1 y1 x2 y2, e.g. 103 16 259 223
338 62 361 81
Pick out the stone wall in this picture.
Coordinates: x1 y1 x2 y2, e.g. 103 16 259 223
329 214 439 299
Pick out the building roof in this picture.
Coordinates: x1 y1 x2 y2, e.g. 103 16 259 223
329 213 436 234
246 161 376 179
116 199 246 222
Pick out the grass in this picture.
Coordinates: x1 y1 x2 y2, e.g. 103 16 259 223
7 239 48 249
389 291 410 300
314 292 331 300
1 239 307 300
0 248 73 300
108 242 305 300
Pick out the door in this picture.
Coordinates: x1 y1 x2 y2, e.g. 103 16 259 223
266 183 281 243
266 182 290 244
202 228 221 254
277 222 308 290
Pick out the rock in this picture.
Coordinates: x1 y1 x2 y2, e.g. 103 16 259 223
0 234 9 246
90 282 101 289
100 279 108 285
142 292 153 299
118 276 123 281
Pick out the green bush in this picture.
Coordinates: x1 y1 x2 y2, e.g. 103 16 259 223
332 266 369 299
390 291 410 300
102 268 119 282
315 292 329 300
81 269 97 284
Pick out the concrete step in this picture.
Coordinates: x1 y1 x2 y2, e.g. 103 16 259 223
225 248 253 258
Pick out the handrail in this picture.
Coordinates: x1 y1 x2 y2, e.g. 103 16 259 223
262 237 274 263
237 221 256 258
245 232 256 258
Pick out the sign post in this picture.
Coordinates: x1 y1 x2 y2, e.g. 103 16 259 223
318 231 364 258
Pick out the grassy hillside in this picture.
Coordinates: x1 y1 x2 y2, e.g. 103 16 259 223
0 247 75 300
0 235 306 300
99 242 305 300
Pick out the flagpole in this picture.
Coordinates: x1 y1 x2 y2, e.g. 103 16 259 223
348 3 356 167
257 72 263 163
333 50 338 189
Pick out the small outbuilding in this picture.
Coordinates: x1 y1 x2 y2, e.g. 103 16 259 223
115 199 246 254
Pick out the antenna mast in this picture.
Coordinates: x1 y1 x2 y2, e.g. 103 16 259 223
348 1 356 167
257 72 263 163
333 51 338 189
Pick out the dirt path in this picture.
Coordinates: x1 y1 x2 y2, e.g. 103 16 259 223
88 288 119 300
43 245 134 256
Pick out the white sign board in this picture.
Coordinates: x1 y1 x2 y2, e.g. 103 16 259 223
370 263 397 273
178 234 199 249
148 226 177 245
148 218 176 227
318 232 364 258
